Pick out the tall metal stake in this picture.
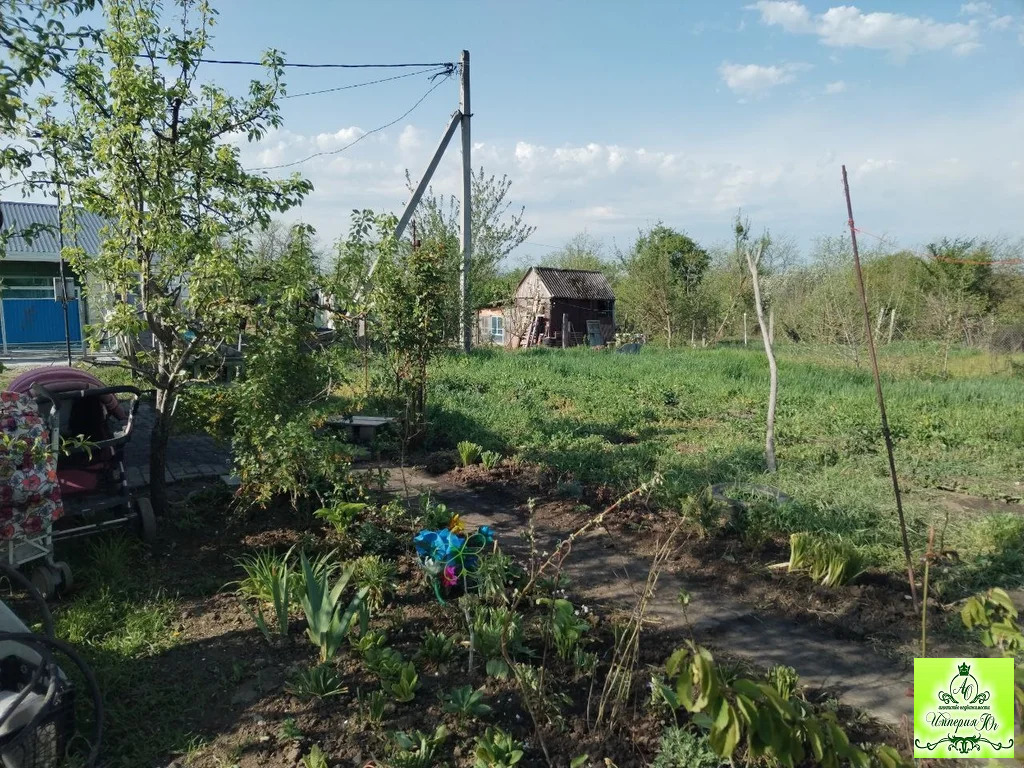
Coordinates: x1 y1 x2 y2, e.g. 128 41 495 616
55 194 73 366
842 165 919 611
459 49 472 353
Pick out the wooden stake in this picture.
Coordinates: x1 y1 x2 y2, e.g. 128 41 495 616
562 313 569 349
842 165 919 612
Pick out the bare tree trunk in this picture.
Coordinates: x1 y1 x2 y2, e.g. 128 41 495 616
745 242 778 473
887 309 896 345
666 316 672 349
150 388 174 515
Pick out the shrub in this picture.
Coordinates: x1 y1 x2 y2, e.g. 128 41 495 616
651 727 724 768
356 521 400 556
314 502 367 532
457 440 482 467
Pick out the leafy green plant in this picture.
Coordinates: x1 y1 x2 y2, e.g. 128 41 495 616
441 685 492 720
365 646 406 680
470 604 529 677
662 642 907 767
287 664 346 700
650 726 724 768
298 552 369 662
480 450 502 470
787 532 865 587
473 552 520 604
301 744 328 768
418 494 452 530
314 501 367 532
351 555 397 611
389 725 447 768
457 440 482 467
418 629 456 663
385 661 419 703
766 665 800 701
473 727 524 768
538 597 589 660
961 587 1023 654
351 628 388 654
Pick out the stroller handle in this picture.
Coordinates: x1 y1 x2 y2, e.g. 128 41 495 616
30 384 143 403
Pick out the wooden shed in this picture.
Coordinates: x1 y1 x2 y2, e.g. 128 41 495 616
509 267 615 348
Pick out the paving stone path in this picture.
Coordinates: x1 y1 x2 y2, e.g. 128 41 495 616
376 466 921 727
124 402 232 489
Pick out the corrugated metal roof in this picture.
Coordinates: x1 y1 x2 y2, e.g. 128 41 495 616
532 267 615 300
0 200 106 260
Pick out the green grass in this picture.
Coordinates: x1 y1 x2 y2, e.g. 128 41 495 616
427 346 1024 589
52 535 191 768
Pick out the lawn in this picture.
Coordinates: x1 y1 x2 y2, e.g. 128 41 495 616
428 345 1024 588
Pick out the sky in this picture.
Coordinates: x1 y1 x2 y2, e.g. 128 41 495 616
22 1 1024 262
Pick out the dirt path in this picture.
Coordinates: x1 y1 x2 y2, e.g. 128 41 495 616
382 467 917 727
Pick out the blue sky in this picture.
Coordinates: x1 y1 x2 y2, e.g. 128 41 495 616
51 2 1024 261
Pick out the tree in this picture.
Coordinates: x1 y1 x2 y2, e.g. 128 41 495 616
736 217 778 473
545 232 618 277
3 0 311 512
616 224 709 346
408 168 535 337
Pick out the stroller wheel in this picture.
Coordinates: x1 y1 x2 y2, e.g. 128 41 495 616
135 497 157 543
55 561 74 591
30 565 60 600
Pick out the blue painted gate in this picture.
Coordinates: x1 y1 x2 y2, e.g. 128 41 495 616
2 298 82 344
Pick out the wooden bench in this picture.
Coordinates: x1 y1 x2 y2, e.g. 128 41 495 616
324 415 397 444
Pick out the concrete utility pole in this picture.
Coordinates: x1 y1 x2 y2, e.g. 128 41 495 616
459 49 472 353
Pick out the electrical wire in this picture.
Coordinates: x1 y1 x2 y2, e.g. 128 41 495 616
146 54 456 70
850 225 1024 266
282 66 451 99
247 72 453 172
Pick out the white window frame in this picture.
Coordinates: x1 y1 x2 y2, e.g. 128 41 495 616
489 315 504 344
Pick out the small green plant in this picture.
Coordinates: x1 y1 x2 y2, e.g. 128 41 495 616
473 727 524 768
365 645 406 680
351 554 397 611
277 717 303 743
787 532 865 587
470 603 528 676
961 587 1024 654
351 628 388 654
766 664 800 701
441 685 492 720
650 726 724 768
457 440 482 467
301 744 328 768
287 664 346 700
682 487 726 539
314 501 367 532
538 597 590 660
298 552 369 662
480 450 502 470
389 725 448 768
385 661 419 703
362 688 389 724
418 494 452 530
418 629 456 663
473 552 520 604
237 549 292 640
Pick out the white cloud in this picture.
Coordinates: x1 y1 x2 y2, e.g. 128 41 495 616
989 15 1013 30
960 2 993 15
719 61 808 95
824 80 847 94
750 2 982 57
398 124 421 153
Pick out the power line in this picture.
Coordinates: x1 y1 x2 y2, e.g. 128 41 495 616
282 66 451 100
851 225 1023 266
148 54 456 70
248 72 453 172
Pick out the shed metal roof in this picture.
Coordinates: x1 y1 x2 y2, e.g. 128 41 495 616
0 200 106 262
531 266 615 301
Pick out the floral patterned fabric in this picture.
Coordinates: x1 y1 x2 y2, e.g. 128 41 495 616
0 391 63 542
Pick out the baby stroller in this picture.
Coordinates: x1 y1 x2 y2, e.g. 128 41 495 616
3 368 156 597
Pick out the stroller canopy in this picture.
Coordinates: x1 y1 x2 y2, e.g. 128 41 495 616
7 367 126 419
